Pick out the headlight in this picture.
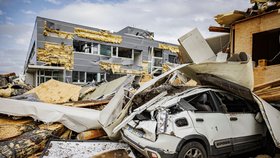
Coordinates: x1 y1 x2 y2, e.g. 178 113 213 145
156 108 168 134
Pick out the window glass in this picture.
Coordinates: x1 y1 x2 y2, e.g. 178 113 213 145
72 71 78 82
154 48 163 57
184 92 216 112
100 45 111 56
86 72 97 82
168 55 177 63
37 70 63 85
79 71 85 82
118 47 132 58
45 70 52 76
92 43 98 54
112 47 117 56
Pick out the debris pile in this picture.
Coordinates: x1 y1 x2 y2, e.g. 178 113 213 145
0 76 136 157
1 0 280 157
0 73 32 98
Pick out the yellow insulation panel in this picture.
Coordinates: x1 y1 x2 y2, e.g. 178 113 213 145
75 28 122 44
158 43 179 53
43 21 73 39
37 42 74 70
99 61 145 75
142 61 149 73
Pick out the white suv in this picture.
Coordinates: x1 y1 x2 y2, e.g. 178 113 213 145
121 86 274 158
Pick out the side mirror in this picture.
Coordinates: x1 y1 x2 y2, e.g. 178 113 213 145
255 112 263 123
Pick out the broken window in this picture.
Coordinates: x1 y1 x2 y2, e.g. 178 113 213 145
252 28 280 66
154 48 163 57
185 92 217 112
37 70 63 85
118 47 132 58
73 40 98 54
100 45 111 56
214 92 254 113
168 54 177 63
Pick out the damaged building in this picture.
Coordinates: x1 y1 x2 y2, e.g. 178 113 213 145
23 17 181 86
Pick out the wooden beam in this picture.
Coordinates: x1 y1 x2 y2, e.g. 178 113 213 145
208 26 230 33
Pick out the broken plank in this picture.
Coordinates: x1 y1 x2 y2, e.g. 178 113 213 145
255 86 280 96
258 93 280 102
208 26 230 33
62 99 110 108
77 129 106 140
254 78 280 91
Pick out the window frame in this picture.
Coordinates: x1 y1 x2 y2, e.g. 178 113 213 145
211 90 256 114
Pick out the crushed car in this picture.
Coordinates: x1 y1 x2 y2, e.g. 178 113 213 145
121 86 275 158
106 59 280 158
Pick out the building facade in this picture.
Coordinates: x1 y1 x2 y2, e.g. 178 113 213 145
24 17 180 86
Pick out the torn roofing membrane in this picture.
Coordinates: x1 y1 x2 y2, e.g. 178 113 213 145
0 98 101 133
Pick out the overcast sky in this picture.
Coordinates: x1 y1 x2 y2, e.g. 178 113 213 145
0 0 251 74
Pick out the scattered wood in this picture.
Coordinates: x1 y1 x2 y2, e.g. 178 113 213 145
0 129 53 158
77 129 106 140
0 116 37 141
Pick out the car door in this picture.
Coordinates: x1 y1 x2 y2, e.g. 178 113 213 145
185 91 233 154
213 91 266 152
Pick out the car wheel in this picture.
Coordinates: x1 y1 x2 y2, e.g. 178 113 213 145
178 141 207 158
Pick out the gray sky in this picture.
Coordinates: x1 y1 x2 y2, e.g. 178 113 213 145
0 0 251 74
